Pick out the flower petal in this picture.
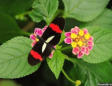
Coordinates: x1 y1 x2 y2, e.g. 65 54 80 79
30 34 36 40
31 40 37 47
42 26 48 32
71 26 80 34
88 41 93 46
64 38 72 44
53 45 56 48
65 32 71 37
49 50 55 59
72 47 79 55
85 47 90 55
88 45 93 50
77 51 84 58
83 29 88 34
34 28 43 36
81 46 86 53
89 36 94 41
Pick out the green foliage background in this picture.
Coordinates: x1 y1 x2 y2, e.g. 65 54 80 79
0 0 112 86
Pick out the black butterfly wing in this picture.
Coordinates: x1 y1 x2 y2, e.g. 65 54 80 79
28 17 65 65
28 40 52 66
28 40 43 65
42 17 65 45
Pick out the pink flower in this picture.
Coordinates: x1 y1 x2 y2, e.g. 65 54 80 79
88 41 93 46
34 28 43 37
31 40 37 47
81 46 86 53
42 26 48 32
83 29 88 34
77 51 84 58
30 34 36 40
88 46 93 50
72 47 79 55
89 37 93 41
49 50 55 59
71 26 80 34
85 48 90 55
64 38 72 44
65 32 71 37
53 46 56 49
64 26 94 59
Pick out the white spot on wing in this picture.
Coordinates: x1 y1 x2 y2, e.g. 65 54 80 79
46 36 55 43
42 43 47 53
42 36 55 53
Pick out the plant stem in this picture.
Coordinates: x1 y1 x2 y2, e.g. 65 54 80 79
23 22 35 31
20 30 31 36
64 55 77 64
62 69 76 84
62 56 82 86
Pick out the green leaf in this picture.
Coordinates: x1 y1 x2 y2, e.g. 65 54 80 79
47 50 65 79
81 60 112 83
85 9 112 29
0 36 40 78
0 0 33 15
30 0 58 24
84 61 112 83
67 58 112 85
82 26 112 63
84 72 98 86
29 9 43 23
0 13 24 43
62 0 109 22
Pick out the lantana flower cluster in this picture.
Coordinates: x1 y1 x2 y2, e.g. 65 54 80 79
64 26 94 58
30 26 54 58
30 26 47 47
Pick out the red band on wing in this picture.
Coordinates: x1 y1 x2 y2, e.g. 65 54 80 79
30 50 43 61
49 23 62 33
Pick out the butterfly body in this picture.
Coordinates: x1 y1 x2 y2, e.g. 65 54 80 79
28 17 65 65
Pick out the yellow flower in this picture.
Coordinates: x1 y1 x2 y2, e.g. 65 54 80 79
71 33 77 39
36 38 39 42
71 42 77 48
79 30 84 36
84 33 90 40
77 41 83 47
75 80 81 86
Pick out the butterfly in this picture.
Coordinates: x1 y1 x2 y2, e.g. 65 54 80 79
28 17 65 65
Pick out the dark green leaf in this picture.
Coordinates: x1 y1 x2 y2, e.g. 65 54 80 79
64 18 84 31
0 0 33 15
0 13 24 43
84 72 98 86
67 58 112 85
0 36 40 78
79 59 112 82
47 50 65 79
63 0 109 22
